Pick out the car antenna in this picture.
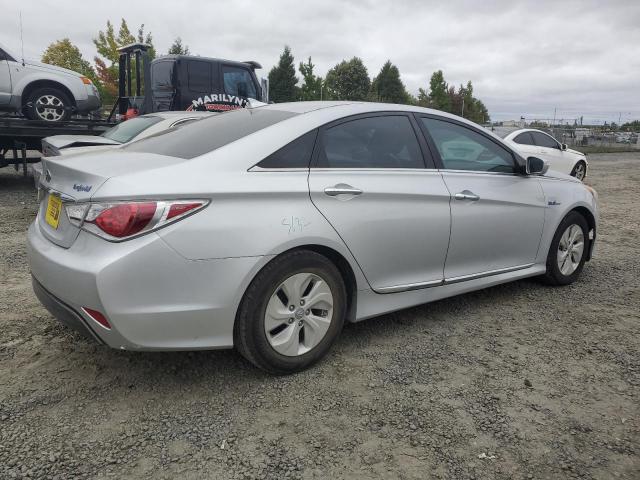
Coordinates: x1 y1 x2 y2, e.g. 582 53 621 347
19 11 25 66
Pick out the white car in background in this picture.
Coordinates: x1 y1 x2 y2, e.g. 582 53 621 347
33 112 213 186
501 129 588 181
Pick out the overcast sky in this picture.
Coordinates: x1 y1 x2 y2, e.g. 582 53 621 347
1 0 638 123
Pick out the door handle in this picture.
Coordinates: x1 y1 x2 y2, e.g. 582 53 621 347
454 190 480 201
324 184 363 196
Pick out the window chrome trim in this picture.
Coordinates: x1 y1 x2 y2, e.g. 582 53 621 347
437 169 519 177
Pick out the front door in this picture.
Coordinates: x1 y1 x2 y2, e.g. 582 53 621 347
308 113 451 292
0 56 12 106
418 116 546 281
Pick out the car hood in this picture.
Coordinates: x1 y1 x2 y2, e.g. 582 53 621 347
25 59 84 78
565 147 585 157
543 169 579 182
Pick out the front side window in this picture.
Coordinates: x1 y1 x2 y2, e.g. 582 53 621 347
258 130 317 169
316 115 424 169
222 66 257 99
421 118 516 173
514 132 534 145
101 116 163 143
531 131 559 149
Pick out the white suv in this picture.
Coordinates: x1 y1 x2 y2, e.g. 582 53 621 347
0 42 101 122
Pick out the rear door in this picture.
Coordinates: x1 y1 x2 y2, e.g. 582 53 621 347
418 115 546 281
0 49 12 105
308 113 451 292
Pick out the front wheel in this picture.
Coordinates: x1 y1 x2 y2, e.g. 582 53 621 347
542 212 589 286
234 250 347 374
24 87 72 122
570 160 587 181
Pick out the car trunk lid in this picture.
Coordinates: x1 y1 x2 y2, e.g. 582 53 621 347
37 151 185 248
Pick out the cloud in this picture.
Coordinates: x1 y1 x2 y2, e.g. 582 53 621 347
1 0 638 123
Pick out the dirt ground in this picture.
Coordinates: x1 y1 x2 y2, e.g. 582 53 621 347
0 153 638 480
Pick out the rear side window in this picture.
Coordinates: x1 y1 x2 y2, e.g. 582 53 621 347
421 117 516 173
152 62 174 89
513 132 534 145
258 130 317 169
101 116 163 143
316 115 424 169
123 108 298 159
531 131 559 149
222 65 257 99
188 60 212 92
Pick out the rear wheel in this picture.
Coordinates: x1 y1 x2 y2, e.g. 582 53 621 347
543 212 589 286
24 87 72 122
570 160 587 181
234 250 347 374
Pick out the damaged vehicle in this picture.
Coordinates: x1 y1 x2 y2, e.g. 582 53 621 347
28 102 598 374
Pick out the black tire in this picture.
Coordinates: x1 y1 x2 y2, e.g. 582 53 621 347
542 211 589 286
570 160 587 181
24 87 72 122
234 250 347 374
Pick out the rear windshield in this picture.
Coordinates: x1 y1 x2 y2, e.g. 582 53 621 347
102 116 163 143
123 108 298 159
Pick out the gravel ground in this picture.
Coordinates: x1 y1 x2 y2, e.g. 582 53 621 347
0 153 638 480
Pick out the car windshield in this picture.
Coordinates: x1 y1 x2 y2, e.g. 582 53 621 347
101 116 164 143
122 108 298 159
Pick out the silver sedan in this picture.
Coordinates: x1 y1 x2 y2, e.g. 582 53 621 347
28 102 599 374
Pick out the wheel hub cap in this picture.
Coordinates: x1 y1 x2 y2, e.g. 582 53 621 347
557 224 585 276
36 95 64 121
264 272 334 357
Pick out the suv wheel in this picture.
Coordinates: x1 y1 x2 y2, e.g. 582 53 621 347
25 87 72 122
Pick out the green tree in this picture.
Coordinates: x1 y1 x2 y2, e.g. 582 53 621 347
324 57 370 101
427 70 451 111
168 37 190 55
298 57 323 101
370 60 409 104
93 19 156 106
268 46 299 103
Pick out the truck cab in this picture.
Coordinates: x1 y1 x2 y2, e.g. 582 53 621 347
149 55 267 113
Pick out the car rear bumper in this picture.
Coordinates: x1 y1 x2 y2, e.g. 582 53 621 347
27 220 270 351
32 277 103 343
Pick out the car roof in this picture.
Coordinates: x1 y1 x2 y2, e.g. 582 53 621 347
143 111 215 119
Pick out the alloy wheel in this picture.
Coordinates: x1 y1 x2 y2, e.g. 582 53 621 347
557 224 585 276
35 94 65 121
264 272 334 356
574 163 586 181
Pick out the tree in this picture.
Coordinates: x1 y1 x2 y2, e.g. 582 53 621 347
93 19 156 106
298 57 323 101
268 46 298 103
324 57 370 101
168 37 190 55
370 60 409 104
416 71 489 123
427 70 450 111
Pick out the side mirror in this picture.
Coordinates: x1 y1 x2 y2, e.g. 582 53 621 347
526 156 548 175
561 143 568 151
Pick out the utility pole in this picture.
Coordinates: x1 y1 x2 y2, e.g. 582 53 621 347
461 97 465 118
553 107 557 126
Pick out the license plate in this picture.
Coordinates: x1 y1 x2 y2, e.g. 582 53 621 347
45 194 62 229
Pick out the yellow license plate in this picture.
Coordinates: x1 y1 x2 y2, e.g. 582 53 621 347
45 194 62 229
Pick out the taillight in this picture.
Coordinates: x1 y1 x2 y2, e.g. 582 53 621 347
66 200 208 241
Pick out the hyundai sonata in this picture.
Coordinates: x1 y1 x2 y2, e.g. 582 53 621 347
28 102 598 373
